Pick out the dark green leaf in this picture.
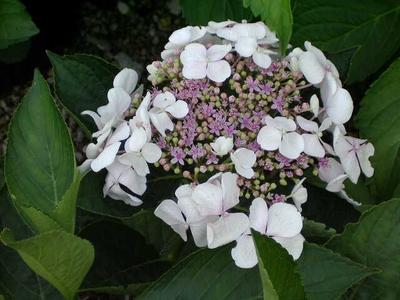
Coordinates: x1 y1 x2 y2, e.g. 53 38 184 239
243 0 293 54
291 0 400 83
4 70 76 233
139 244 262 300
0 0 39 49
302 219 336 244
252 230 306 300
325 46 359 84
326 199 400 299
179 0 253 26
47 51 120 133
356 58 400 201
297 243 379 300
0 156 4 191
0 229 94 300
0 39 31 64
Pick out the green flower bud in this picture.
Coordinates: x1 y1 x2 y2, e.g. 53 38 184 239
279 179 288 186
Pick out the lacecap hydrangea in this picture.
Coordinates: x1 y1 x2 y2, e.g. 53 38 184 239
80 20 375 268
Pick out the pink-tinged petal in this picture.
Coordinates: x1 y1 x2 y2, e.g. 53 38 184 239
161 49 175 59
357 142 374 178
91 142 121 172
119 153 149 176
234 164 254 179
274 117 296 132
113 68 138 95
169 27 191 45
182 61 207 79
280 132 304 159
192 182 223 216
141 143 161 163
326 88 353 125
107 122 130 146
318 158 345 183
180 43 207 64
149 111 174 137
231 234 257 268
127 127 147 152
175 184 193 198
252 51 272 69
310 94 319 117
257 125 282 151
272 234 305 260
178 195 202 223
266 203 303 238
302 134 325 158
119 167 147 196
207 213 249 249
296 116 318 133
207 44 232 61
190 216 219 247
299 52 325 84
234 37 257 57
153 91 176 109
326 174 348 192
81 110 103 130
335 136 360 184
166 100 189 119
107 184 143 206
327 59 340 78
221 172 240 211
249 198 268 234
107 87 131 115
206 60 231 83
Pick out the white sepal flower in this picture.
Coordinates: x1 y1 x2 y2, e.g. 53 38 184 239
154 200 189 241
231 199 304 268
257 116 304 159
149 91 189 137
318 158 349 192
113 68 138 96
334 135 375 184
310 94 320 117
207 20 236 34
180 43 232 82
235 36 276 69
230 148 256 179
210 136 233 156
103 160 146 206
290 178 308 212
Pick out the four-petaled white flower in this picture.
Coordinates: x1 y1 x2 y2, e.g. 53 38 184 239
334 135 375 184
257 116 304 159
230 148 256 179
231 198 304 268
296 116 335 158
289 178 308 212
149 91 189 137
103 160 146 206
180 43 232 83
192 172 249 249
210 136 233 156
119 126 162 176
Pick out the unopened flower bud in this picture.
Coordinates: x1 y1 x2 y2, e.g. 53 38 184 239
163 164 171 171
199 166 207 173
279 179 287 186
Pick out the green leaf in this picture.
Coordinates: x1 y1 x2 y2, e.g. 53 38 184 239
0 0 39 49
302 219 336 244
291 0 400 84
326 199 400 299
139 244 262 300
4 70 76 233
47 51 120 133
78 221 170 291
297 243 378 300
252 230 306 300
0 39 31 64
0 229 94 300
356 58 400 201
325 46 359 84
179 0 253 26
0 156 4 191
243 0 293 55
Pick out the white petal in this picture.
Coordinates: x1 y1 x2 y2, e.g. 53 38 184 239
182 61 207 79
206 60 231 83
107 122 130 146
211 136 233 156
113 68 138 95
231 148 256 168
166 100 189 119
119 167 147 196
207 213 249 249
339 190 361 206
192 182 223 216
175 184 193 198
180 43 207 64
296 116 318 133
266 203 303 238
257 125 282 151
326 174 348 192
207 44 232 61
231 234 257 268
233 23 266 40
249 198 268 234
273 234 305 260
119 153 149 176
170 224 188 242
141 143 161 163
127 127 147 152
136 92 151 124
304 41 327 66
252 51 272 69
274 117 296 131
310 95 319 117
234 37 257 57
335 136 360 184
78 159 93 174
319 117 332 133
81 110 103 130
221 172 240 211
91 142 121 172
280 132 304 159
107 184 143 206
234 164 255 179
149 111 174 137
190 216 219 247
302 134 325 158
169 27 191 45
318 158 345 183
292 186 307 213
153 92 176 109
299 52 325 84
155 200 187 241
178 195 202 223
357 142 374 178
189 26 207 42
107 87 131 116
320 72 339 105
326 88 353 125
